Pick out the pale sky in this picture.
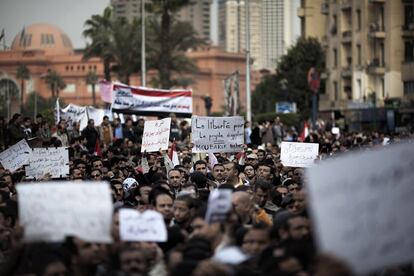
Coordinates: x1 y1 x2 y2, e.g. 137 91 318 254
0 0 110 49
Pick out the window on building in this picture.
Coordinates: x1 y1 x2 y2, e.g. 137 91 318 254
356 9 361 31
333 48 338 68
357 44 361 65
357 79 362 99
334 81 339 101
381 78 385 98
404 5 413 28
404 81 414 95
405 41 414 62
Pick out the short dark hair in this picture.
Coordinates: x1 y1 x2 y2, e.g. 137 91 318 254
257 162 275 175
193 160 207 170
103 115 109 120
151 189 174 206
224 161 241 175
175 194 196 209
213 163 225 170
254 179 272 193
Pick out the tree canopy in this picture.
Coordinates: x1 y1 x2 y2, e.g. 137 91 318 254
252 37 325 120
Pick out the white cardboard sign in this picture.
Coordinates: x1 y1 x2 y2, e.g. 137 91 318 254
119 209 167 242
205 189 233 224
191 116 244 153
280 141 319 167
141 118 171 153
0 139 31 172
16 182 113 243
306 143 414 274
25 147 69 179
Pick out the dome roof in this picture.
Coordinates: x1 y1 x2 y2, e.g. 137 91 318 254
11 23 74 56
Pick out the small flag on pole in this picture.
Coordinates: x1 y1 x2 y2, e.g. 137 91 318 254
299 121 309 142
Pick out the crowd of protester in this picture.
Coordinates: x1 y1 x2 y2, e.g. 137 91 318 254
0 112 413 276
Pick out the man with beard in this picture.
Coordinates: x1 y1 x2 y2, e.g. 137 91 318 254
212 164 226 186
168 169 183 194
277 214 315 270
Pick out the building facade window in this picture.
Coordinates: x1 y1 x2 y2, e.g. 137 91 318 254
333 48 338 68
356 9 361 31
405 41 414 62
334 81 338 101
357 44 361 65
404 81 414 95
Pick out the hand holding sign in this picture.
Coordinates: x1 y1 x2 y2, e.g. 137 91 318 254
16 182 113 243
0 139 31 172
280 142 319 168
141 118 171 153
119 209 167 242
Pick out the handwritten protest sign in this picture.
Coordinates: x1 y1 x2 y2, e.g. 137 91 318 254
205 189 233 224
0 139 31 172
280 142 319 167
16 182 113 243
25 147 69 179
191 116 244 153
119 209 167 242
141 118 171 152
306 143 414 274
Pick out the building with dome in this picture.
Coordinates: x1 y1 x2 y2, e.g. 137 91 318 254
0 23 262 120
0 23 104 118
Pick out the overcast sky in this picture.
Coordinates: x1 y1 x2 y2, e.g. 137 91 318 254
0 0 110 49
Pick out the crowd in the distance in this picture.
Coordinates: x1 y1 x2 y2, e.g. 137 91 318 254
0 112 413 276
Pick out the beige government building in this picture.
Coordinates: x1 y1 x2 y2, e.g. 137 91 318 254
298 0 414 122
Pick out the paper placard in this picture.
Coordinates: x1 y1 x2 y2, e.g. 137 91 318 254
280 142 319 167
205 189 233 224
141 118 171 152
191 116 244 153
119 209 167 242
307 143 414 274
16 182 113 243
25 147 69 179
0 139 31 172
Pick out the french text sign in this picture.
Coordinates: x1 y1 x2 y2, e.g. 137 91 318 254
119 209 167 242
0 139 31 172
306 143 414 274
141 118 171 153
16 182 113 243
280 142 319 167
25 147 69 179
192 116 244 153
205 189 233 224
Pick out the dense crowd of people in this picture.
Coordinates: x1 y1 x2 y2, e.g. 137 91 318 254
0 112 413 276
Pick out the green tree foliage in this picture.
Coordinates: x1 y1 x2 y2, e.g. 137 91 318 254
16 64 30 112
252 37 325 120
147 18 201 88
86 71 99 106
45 70 66 98
83 7 114 81
22 92 64 121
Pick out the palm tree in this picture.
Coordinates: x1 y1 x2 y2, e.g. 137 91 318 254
83 7 114 81
16 64 30 112
45 70 66 98
86 71 99 106
146 0 202 88
110 18 141 85
147 17 201 88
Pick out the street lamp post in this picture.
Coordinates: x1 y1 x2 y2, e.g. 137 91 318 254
141 0 146 87
245 0 252 124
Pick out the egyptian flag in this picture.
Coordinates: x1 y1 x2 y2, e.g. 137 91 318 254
168 140 180 167
94 140 102 157
299 121 309 142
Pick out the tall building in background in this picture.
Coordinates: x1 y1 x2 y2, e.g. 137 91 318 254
111 0 212 42
111 0 142 20
176 0 213 42
218 0 300 70
297 0 327 41
319 0 410 113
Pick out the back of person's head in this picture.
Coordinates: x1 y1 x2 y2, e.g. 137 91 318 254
190 171 207 189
